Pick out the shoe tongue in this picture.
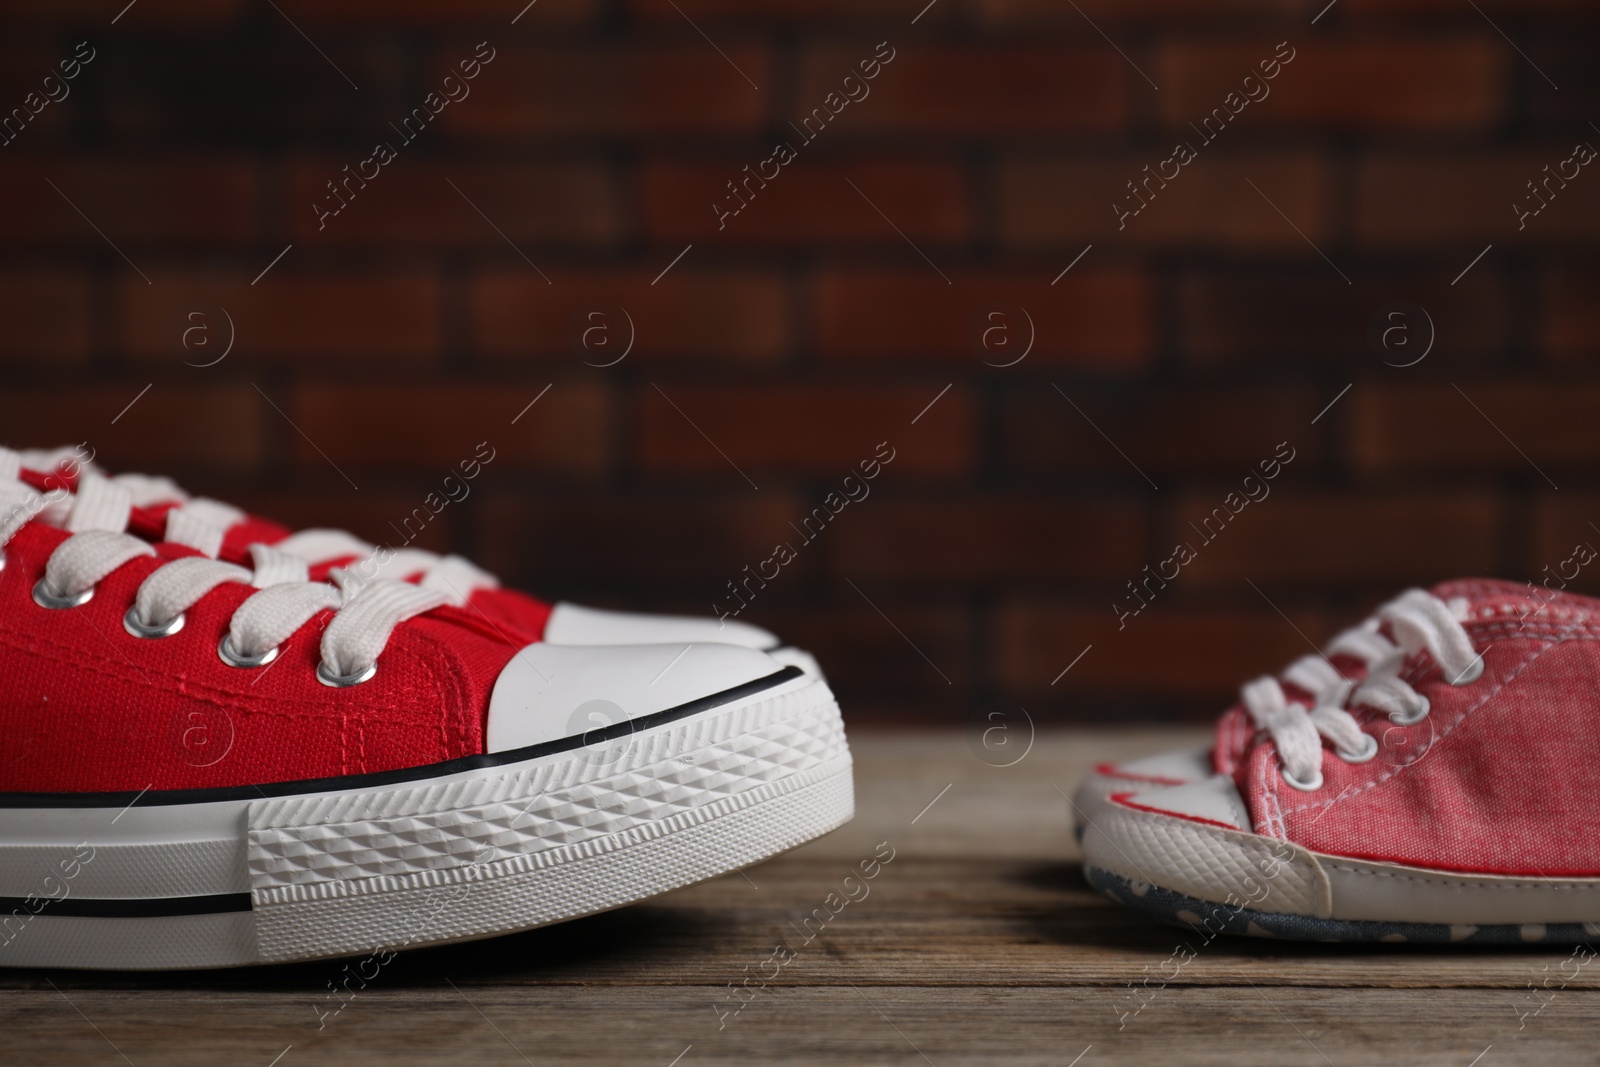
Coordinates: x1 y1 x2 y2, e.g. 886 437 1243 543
1427 577 1597 622
1429 577 1535 605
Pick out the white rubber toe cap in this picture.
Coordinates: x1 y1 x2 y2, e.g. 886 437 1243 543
1072 744 1214 834
485 641 793 753
1084 776 1327 919
543 602 779 651
1116 774 1253 830
1105 745 1215 786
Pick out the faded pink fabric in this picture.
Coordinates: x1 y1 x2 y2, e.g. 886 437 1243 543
1242 586 1600 877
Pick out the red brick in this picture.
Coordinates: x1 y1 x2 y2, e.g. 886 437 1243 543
0 47 76 148
1356 152 1600 246
276 0 593 23
795 46 1126 135
639 384 974 479
748 604 972 695
996 600 1328 700
1178 270 1511 368
0 272 91 363
1164 490 1503 587
0 385 262 472
1157 39 1505 132
284 161 620 247
117 272 441 362
1350 381 1600 473
815 268 1151 370
434 45 769 138
287 382 611 477
633 0 954 21
472 269 789 363
1528 496 1600 599
642 159 969 245
1001 386 1319 476
1342 0 1595 13
478 492 802 586
999 152 1333 249
0 159 256 246
1543 269 1600 361
833 499 1147 583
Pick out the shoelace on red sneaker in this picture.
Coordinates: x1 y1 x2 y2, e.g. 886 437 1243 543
15 447 498 609
1241 589 1485 791
0 458 447 687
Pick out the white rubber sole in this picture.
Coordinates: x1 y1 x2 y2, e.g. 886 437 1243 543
1084 794 1600 937
0 669 851 970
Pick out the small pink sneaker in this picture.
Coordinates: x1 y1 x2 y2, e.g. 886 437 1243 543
1071 580 1574 836
1083 582 1600 944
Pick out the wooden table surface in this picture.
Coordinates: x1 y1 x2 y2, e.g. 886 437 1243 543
5 728 1597 1066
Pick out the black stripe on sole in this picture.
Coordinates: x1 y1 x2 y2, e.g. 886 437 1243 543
0 893 250 918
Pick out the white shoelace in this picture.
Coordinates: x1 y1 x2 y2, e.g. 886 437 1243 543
135 483 492 608
15 447 498 607
0 454 447 686
1241 589 1485 790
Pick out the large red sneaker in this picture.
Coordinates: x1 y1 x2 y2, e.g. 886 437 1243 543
1071 578 1576 838
0 461 851 969
10 446 821 676
1083 583 1600 945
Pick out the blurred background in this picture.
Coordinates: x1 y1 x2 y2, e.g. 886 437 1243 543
0 0 1596 724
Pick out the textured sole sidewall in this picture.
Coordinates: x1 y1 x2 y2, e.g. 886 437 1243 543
1082 800 1325 919
254 753 853 963
1086 800 1600 930
0 677 852 969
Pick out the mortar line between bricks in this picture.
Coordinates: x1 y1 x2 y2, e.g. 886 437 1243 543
1466 0 1559 90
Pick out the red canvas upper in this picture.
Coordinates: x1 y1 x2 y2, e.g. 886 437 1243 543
1238 583 1600 877
0 517 521 794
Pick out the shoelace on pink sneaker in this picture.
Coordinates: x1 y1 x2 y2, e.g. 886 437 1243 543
0 456 446 687
15 447 498 609
1230 615 1408 784
1241 589 1485 791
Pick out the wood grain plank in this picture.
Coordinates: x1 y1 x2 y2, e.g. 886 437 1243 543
2 987 1589 1067
3 729 1594 1065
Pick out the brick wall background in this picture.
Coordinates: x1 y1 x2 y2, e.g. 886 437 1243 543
1 0 1597 725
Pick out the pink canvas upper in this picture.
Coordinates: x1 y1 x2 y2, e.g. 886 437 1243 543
1239 583 1600 877
1209 578 1585 777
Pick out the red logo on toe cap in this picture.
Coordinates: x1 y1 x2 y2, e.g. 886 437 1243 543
1107 791 1240 831
1095 763 1186 786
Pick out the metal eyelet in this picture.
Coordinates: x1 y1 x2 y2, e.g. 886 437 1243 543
316 660 377 688
1448 654 1485 686
124 605 185 639
218 633 279 669
1280 763 1324 792
1334 733 1379 764
1388 695 1430 727
33 578 93 610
